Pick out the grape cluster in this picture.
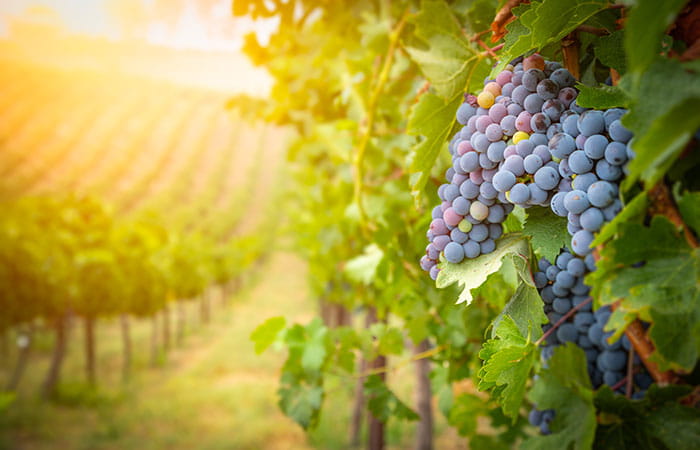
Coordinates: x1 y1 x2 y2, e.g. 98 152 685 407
529 249 653 433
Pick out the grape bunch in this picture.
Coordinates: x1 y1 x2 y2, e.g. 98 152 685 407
529 249 653 434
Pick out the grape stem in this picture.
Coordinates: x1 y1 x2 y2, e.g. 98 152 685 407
534 297 592 347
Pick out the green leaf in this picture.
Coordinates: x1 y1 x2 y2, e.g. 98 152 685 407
493 0 610 75
594 385 700 450
437 233 530 305
677 190 700 235
625 0 688 75
405 0 481 99
522 208 569 262
344 244 384 284
301 319 329 372
588 216 700 371
595 30 626 74
478 316 537 419
575 84 630 110
523 344 596 450
365 374 420 422
492 283 547 341
621 59 700 190
250 316 286 354
591 192 648 246
278 376 324 430
407 92 462 197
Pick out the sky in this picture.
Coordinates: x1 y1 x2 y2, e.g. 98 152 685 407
0 0 277 94
0 0 277 51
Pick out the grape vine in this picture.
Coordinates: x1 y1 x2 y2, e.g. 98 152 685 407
242 0 700 448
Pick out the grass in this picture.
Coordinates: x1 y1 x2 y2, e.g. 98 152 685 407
0 252 466 449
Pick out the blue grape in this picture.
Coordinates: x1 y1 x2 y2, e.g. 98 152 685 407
489 223 503 239
456 103 476 125
555 270 575 288
463 240 481 258
432 205 443 219
608 119 632 142
530 112 551 133
444 242 465 263
602 200 622 221
562 114 580 137
509 183 530 204
534 166 560 190
550 68 575 88
523 69 546 91
568 150 594 174
487 204 505 223
529 184 548 205
542 99 565 122
604 142 628 166
536 79 559 99
515 140 535 157
429 265 440 280
534 272 548 289
469 224 489 242
549 132 576 159
571 229 594 255
587 181 615 207
472 133 490 152
564 190 590 214
444 184 460 202
487 141 507 162
603 108 626 127
546 265 560 281
479 152 497 169
450 228 469 244
480 181 498 199
551 192 567 217
460 179 480 199
566 257 586 277
480 238 496 254
602 350 627 371
485 123 503 142
556 252 574 269
557 323 578 342
492 170 516 192
524 154 544 174
529 133 548 147
553 298 572 314
524 93 545 114
503 155 525 176
580 207 604 231
546 123 564 140
577 110 606 136
572 172 598 191
452 196 471 215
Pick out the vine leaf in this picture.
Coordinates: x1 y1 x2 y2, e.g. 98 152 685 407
622 59 700 190
407 92 462 197
624 0 689 75
594 385 700 449
575 84 630 110
492 0 610 76
437 233 530 305
492 283 548 341
677 190 700 235
595 30 627 75
250 316 286 354
588 216 700 371
344 244 384 285
522 208 569 262
591 192 648 246
405 0 480 99
478 315 537 419
523 343 596 450
365 374 420 422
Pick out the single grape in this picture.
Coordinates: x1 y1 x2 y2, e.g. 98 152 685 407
487 141 507 162
458 219 473 233
604 142 628 166
489 103 508 123
512 85 530 105
603 108 626 127
530 112 551 133
534 166 560 190
460 152 480 172
542 99 565 122
456 103 476 125
460 180 480 199
476 115 493 133
480 181 498 199
568 150 594 174
522 69 546 92
429 218 448 236
503 155 526 176
492 169 516 192
487 204 505 223
549 132 576 159
470 201 489 221
572 172 598 191
480 238 496 254
452 196 471 215
450 228 469 244
529 183 548 205
558 87 578 107
580 207 604 231
509 183 530 204
608 119 632 142
420 256 436 272
433 235 451 251
463 240 481 258
577 110 606 136
550 68 576 88
571 229 594 255
557 323 578 343
479 152 497 169
524 93 545 114
564 190 590 214
550 192 567 217
587 181 615 207
429 265 440 280
443 207 463 227
562 113 580 137
444 242 465 263
444 184 460 202
553 297 572 314
489 223 503 240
